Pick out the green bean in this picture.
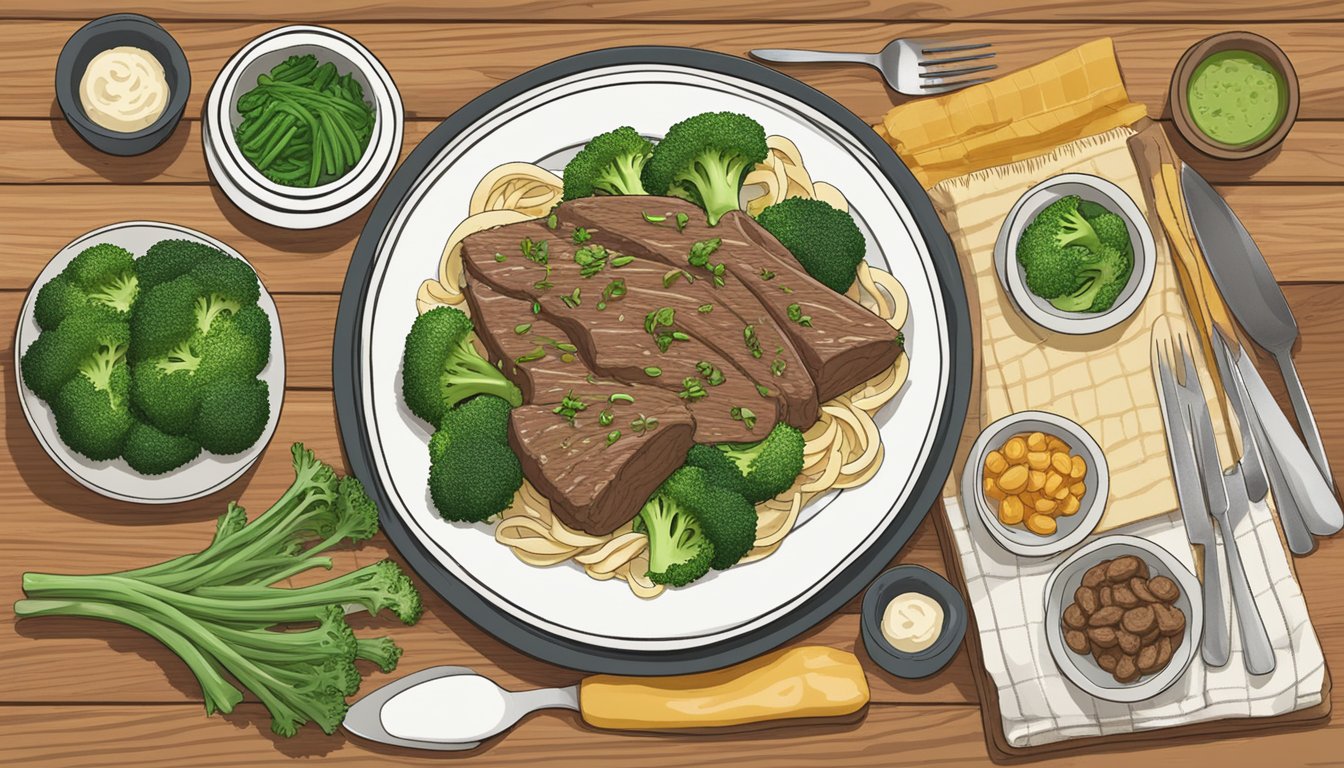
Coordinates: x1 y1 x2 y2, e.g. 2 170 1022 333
256 125 297 170
307 135 323 187
241 112 293 154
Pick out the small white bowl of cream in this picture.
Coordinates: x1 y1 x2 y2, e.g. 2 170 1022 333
861 565 967 679
56 14 190 156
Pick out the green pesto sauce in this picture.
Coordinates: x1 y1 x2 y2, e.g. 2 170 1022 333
1187 50 1287 147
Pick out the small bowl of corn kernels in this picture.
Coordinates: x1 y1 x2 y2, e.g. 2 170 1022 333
961 411 1109 557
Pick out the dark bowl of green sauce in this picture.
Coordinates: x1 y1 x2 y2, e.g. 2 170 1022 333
1171 32 1298 160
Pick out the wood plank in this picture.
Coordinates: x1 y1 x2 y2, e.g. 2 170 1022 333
1 700 1341 767
3 22 1344 119
7 119 1341 186
4 0 1340 22
1 184 1340 294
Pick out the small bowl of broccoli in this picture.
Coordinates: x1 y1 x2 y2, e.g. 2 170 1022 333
995 173 1156 335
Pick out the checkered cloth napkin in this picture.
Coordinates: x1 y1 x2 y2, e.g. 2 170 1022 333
945 492 1324 748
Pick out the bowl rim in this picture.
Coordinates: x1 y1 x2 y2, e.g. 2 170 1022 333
54 12 191 142
207 24 398 200
996 172 1156 336
1169 31 1300 160
961 410 1110 558
1042 534 1203 703
860 565 968 678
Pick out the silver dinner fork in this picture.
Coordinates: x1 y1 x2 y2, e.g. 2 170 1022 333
750 38 996 96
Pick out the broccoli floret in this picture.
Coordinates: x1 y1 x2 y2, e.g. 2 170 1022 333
756 197 867 293
1048 245 1130 313
438 395 513 445
21 305 123 402
401 307 522 425
195 375 270 455
562 126 654 199
35 244 139 330
197 311 270 382
428 429 452 464
661 465 757 570
53 354 134 461
129 343 201 435
636 474 715 587
135 239 229 291
1088 212 1133 259
123 421 202 475
641 111 768 226
1017 196 1133 314
712 424 805 503
684 443 749 496
428 440 522 522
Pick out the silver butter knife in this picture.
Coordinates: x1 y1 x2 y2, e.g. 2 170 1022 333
1155 336 1229 667
1179 338 1276 676
1181 164 1334 490
1214 327 1314 555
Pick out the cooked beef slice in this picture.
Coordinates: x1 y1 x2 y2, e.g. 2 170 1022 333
460 219 778 443
557 196 903 402
464 282 693 535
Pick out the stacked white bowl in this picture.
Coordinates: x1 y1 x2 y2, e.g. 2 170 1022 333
204 26 403 230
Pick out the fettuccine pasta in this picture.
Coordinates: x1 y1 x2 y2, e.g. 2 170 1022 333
420 138 910 598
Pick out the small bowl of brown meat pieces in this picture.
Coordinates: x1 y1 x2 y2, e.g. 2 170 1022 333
1044 535 1202 702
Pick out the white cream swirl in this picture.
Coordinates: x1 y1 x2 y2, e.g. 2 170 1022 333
79 46 169 133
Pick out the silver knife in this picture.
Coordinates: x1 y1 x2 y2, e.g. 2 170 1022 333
1154 337 1229 667
1214 327 1314 555
1232 343 1344 538
1181 163 1334 490
1181 352 1276 676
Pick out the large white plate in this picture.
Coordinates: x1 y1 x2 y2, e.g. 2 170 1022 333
335 48 971 673
15 222 286 504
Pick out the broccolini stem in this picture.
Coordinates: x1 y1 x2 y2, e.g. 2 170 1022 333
12 598 244 716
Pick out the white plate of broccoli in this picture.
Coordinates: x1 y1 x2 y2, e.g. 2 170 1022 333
15 221 285 503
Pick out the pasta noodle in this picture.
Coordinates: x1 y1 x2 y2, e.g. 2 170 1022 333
420 139 910 598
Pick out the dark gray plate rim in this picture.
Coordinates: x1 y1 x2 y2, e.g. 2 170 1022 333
333 46 972 675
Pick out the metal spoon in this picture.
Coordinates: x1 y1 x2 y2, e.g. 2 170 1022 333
343 666 578 751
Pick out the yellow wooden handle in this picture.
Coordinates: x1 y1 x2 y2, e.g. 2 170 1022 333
578 646 869 731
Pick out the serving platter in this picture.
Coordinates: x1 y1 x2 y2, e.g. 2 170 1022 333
335 47 971 674
15 221 286 504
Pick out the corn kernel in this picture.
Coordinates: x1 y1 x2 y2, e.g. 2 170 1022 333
1027 470 1046 492
1047 436 1070 452
1070 455 1087 479
984 450 1008 475
1043 472 1064 497
1070 482 1086 497
1034 498 1058 515
1027 432 1047 451
999 496 1024 525
1027 514 1057 535
1027 451 1050 470
997 465 1028 494
1051 452 1072 475
1003 437 1027 463
1060 495 1081 516
983 477 1005 501
1053 484 1071 500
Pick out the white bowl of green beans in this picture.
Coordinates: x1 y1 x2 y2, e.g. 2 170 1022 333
205 26 403 228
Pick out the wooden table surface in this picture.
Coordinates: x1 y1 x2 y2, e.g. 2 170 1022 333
2 2 1341 765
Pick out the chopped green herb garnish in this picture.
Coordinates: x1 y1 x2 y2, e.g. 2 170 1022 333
610 255 635 268
533 279 554 291
697 303 713 314
514 323 532 335
730 406 758 430
609 393 635 404
560 287 582 308
759 267 776 280
786 302 813 327
695 361 725 386
644 307 685 352
644 366 662 378
642 211 667 223
552 391 588 424
532 301 541 314
554 342 578 353
598 409 614 427
679 377 707 401
662 268 694 288
596 301 607 311
572 227 591 244
494 252 507 262
689 238 721 264
573 244 610 278
560 353 575 363
546 213 558 230
675 212 690 231
780 285 794 295
743 324 763 359
755 384 774 397
606 429 622 446
631 414 659 434
770 358 787 377
515 346 546 364
897 330 906 347
521 237 549 265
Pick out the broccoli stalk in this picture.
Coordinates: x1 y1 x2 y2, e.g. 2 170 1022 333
641 111 768 226
562 126 654 199
401 306 523 426
1054 207 1104 253
1047 246 1128 313
13 444 417 738
637 491 715 587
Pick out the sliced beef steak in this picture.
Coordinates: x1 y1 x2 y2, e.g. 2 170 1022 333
461 219 778 443
464 282 693 535
557 196 903 402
